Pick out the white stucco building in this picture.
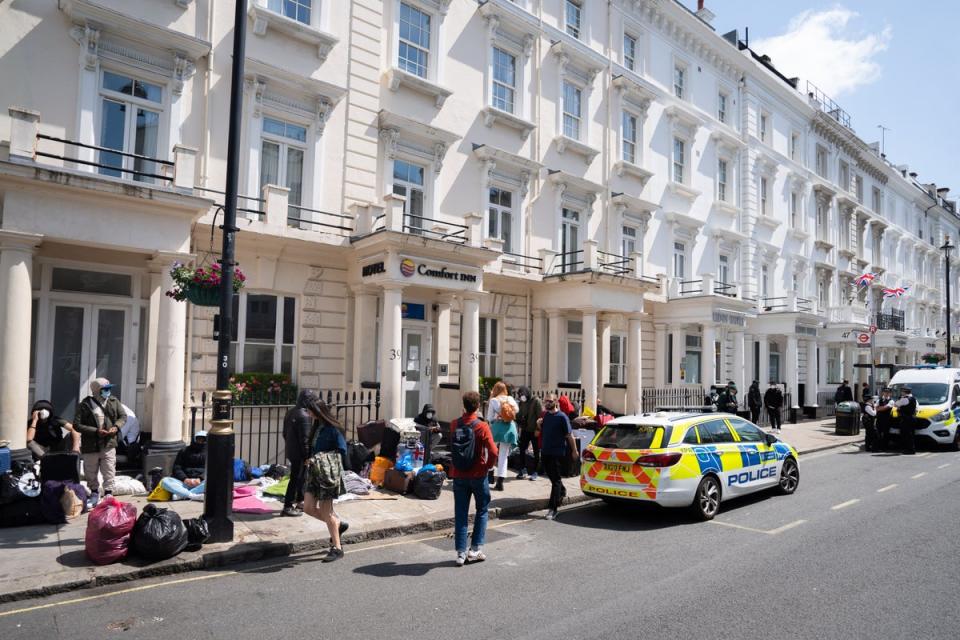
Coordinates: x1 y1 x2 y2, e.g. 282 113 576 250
1 0 958 453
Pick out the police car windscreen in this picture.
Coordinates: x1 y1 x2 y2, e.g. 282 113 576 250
891 383 948 405
594 424 660 450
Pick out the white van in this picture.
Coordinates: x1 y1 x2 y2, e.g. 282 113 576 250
887 367 960 450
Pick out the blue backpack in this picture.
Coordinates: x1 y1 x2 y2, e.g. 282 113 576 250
451 419 480 471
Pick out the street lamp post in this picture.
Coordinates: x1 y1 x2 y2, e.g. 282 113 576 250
204 0 248 542
942 236 954 367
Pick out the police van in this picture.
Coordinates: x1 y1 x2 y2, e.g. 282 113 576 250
887 367 960 450
580 412 799 520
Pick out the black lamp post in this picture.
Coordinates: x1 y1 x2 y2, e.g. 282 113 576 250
204 0 248 542
942 236 954 367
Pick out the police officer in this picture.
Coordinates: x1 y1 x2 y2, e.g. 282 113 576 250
895 385 918 455
873 387 895 451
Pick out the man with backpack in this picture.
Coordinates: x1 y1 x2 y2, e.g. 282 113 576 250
449 391 499 567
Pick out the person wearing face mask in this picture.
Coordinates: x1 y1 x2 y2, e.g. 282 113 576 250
413 403 442 465
26 399 81 461
515 386 542 480
281 390 323 517
74 378 126 504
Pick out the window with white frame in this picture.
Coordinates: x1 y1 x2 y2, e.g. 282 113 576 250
393 159 426 232
229 293 297 377
398 2 431 78
790 191 799 228
872 186 882 214
621 224 638 259
260 117 307 223
487 186 514 253
816 201 827 239
816 145 828 178
562 81 582 140
684 334 701 384
818 277 829 308
673 241 686 279
717 91 728 124
560 208 581 273
759 112 769 143
673 63 686 99
566 319 582 382
854 174 864 203
478 317 499 377
838 160 850 191
718 254 730 285
267 0 311 24
565 0 582 39
792 272 802 296
623 32 637 71
760 177 769 215
491 46 517 114
672 137 685 183
761 264 770 298
609 334 627 385
621 110 638 164
790 132 800 161
717 158 729 202
827 347 841 383
98 70 163 183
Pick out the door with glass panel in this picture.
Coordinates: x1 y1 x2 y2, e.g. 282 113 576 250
49 304 128 421
560 208 581 273
260 117 306 225
98 71 163 182
393 160 426 234
401 328 432 418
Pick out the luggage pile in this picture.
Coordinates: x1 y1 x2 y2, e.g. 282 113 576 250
355 419 447 499
1 448 87 528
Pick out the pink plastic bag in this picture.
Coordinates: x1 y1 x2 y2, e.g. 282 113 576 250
84 496 138 565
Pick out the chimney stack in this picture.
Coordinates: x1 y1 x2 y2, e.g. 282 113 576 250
696 0 715 25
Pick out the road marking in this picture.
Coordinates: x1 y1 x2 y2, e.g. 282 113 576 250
937 463 951 469
709 519 806 536
831 499 860 511
0 518 534 619
877 484 898 493
916 452 932 458
911 472 927 479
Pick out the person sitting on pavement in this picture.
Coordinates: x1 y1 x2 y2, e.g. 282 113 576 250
160 431 207 501
26 399 80 461
74 378 125 506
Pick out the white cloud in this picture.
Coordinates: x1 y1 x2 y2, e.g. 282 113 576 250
753 7 892 97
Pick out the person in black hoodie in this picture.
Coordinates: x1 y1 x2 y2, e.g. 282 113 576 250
413 403 441 465
159 431 208 500
747 381 763 424
281 390 322 517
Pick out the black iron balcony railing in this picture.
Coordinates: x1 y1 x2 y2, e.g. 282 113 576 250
876 311 905 332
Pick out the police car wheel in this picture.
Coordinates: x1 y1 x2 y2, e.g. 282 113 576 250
692 476 721 520
778 458 799 495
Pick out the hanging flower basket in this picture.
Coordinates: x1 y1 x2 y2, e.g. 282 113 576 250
921 352 946 364
166 261 245 305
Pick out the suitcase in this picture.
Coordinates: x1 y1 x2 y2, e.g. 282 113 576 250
0 448 10 474
383 468 415 495
380 425 401 460
40 451 81 484
356 420 386 449
0 496 45 528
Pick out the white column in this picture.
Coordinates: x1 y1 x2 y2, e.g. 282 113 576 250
786 336 800 408
435 299 452 385
702 323 717 387
654 323 666 387
531 310 545 388
731 330 746 393
546 311 562 389
818 339 829 390
843 344 856 383
380 285 404 421
459 295 480 394
599 317 611 386
805 339 819 406
0 231 41 450
627 315 643 414
351 288 378 387
758 335 770 387
149 253 190 444
582 310 598 411
672 326 686 385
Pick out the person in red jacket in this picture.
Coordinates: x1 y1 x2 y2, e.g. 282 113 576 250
449 391 498 566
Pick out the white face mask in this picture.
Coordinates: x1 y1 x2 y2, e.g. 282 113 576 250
519 395 527 402
38 409 50 421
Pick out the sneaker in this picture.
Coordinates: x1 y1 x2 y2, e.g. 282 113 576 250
545 509 557 521
529 472 538 481
455 552 467 567
466 548 486 563
322 547 344 563
516 470 527 480
338 520 350 537
281 506 303 517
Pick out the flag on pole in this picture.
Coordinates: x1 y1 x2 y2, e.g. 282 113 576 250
882 286 909 299
853 272 876 288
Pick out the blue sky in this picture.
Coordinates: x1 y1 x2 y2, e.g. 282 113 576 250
689 1 959 193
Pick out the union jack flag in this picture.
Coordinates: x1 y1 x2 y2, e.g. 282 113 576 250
882 286 909 298
852 272 876 288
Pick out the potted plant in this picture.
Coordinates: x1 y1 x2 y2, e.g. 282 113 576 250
229 372 297 405
166 261 246 307
921 352 946 365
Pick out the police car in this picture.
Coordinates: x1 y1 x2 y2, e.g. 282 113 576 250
580 412 799 520
888 367 960 450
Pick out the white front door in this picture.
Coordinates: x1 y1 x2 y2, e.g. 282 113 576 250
401 327 432 418
48 303 130 419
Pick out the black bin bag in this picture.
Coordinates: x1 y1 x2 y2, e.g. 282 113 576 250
131 504 189 561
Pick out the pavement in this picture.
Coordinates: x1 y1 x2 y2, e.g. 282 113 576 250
0 416 861 603
3 438 958 639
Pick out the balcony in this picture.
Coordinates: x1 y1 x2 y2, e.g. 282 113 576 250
538 242 658 283
876 311 905 332
669 274 741 299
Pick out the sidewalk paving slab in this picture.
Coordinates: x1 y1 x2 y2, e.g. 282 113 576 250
0 417 860 604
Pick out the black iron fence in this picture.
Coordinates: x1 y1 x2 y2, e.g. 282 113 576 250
876 311 905 331
187 389 380 467
817 390 838 416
